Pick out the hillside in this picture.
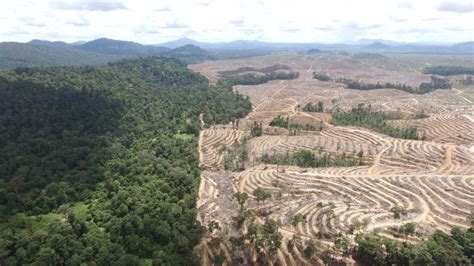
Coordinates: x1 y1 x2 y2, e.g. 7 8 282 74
191 53 474 265
165 44 214 63
78 38 170 56
0 57 252 264
28 39 71 47
366 41 391 49
159 37 202 49
0 42 121 68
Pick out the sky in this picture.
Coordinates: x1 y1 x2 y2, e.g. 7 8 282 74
0 0 473 44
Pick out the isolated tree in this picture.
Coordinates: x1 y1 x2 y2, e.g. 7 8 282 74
287 239 295 250
253 188 271 209
391 205 408 220
400 222 416 240
317 101 324 112
291 213 305 229
234 209 252 228
390 205 408 229
234 192 249 210
207 220 221 233
250 121 263 137
303 240 315 259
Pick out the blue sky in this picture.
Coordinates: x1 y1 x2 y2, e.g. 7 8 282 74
1 0 473 44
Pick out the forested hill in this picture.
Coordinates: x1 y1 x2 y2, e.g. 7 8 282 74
0 42 122 69
1 41 214 69
77 38 170 56
0 57 251 264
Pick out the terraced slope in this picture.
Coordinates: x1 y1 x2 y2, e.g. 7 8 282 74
192 53 474 265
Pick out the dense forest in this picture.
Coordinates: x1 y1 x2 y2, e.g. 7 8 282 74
313 73 452 94
0 57 251 265
0 42 122 69
339 75 451 94
77 38 170 56
202 80 252 125
227 72 299 85
424 65 474 76
164 45 215 64
331 104 421 140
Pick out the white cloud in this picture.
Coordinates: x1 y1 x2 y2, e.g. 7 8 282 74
49 0 127 11
438 1 473 13
0 0 472 44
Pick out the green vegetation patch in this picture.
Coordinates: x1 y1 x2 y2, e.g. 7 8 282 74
331 104 422 140
313 73 452 94
424 65 474 76
0 57 251 265
260 149 366 168
269 115 322 132
226 72 299 85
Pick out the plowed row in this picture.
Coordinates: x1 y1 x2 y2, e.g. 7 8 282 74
192 53 474 265
237 166 474 236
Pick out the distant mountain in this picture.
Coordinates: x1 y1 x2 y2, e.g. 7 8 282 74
306 48 321 54
347 39 403 46
159 38 324 51
158 38 202 49
0 42 121 69
78 38 170 56
366 42 391 49
452 42 474 49
71 41 86 46
28 39 71 47
165 44 214 63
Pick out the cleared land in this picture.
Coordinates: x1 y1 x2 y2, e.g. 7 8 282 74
191 52 474 265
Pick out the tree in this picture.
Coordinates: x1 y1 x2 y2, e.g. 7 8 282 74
317 101 324 112
291 213 305 229
0 57 252 265
233 192 249 210
334 233 350 257
400 223 416 240
253 188 271 209
245 219 259 243
214 251 225 266
207 220 221 233
250 121 263 137
209 237 222 249
303 240 315 259
321 249 334 265
353 234 389 265
390 206 408 220
287 239 295 250
250 218 283 254
348 221 366 236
